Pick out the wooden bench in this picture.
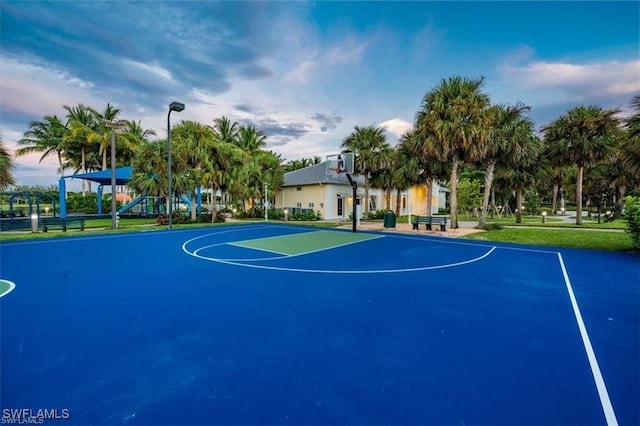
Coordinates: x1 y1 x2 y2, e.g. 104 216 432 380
40 217 85 232
411 215 447 231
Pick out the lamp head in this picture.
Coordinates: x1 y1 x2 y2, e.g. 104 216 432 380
169 101 185 112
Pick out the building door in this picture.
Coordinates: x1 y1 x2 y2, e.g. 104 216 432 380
337 195 344 217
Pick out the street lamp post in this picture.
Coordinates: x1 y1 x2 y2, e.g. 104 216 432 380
167 101 185 230
104 119 128 230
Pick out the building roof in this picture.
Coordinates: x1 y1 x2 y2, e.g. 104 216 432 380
283 162 364 187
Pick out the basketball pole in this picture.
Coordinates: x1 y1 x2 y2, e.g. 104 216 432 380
346 173 357 233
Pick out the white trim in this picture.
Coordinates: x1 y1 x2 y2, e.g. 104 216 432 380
557 253 618 426
0 279 16 297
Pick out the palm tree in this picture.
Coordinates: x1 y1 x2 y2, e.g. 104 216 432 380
119 120 156 167
63 104 97 193
16 115 68 174
415 76 491 228
172 120 215 220
543 105 620 225
211 116 239 145
0 138 16 190
236 124 267 152
369 148 395 211
479 103 533 225
341 125 390 215
621 95 640 176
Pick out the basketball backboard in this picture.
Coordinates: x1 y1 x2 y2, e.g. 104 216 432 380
326 152 355 176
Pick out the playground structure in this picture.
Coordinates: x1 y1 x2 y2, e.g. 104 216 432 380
58 166 204 219
0 192 57 218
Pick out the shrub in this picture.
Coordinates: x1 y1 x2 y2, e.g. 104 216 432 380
367 209 387 220
623 196 640 250
475 222 504 231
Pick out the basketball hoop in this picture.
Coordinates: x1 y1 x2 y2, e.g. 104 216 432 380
326 152 354 177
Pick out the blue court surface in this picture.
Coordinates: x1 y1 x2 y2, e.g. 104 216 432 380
1 224 638 425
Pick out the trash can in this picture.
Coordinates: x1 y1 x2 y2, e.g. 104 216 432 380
383 210 396 228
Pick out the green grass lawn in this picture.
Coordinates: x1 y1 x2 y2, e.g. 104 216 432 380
2 216 635 252
464 227 634 252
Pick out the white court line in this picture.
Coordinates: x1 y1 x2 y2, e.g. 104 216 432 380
557 252 618 426
184 245 496 274
227 242 291 256
0 279 16 298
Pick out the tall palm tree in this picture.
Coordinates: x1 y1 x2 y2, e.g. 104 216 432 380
211 116 239 145
63 104 97 193
341 125 390 215
369 147 395 211
236 124 267 152
129 140 168 199
479 103 533 225
0 138 16 190
16 115 68 174
85 103 122 171
172 120 215 220
415 76 491 228
396 129 449 216
621 95 640 176
543 105 620 225
119 120 156 167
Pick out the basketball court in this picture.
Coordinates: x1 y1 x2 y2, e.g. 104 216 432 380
1 224 638 424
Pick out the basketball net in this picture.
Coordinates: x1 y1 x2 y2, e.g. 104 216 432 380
329 156 345 174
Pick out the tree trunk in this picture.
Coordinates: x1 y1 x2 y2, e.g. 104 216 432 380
480 160 496 225
211 184 217 223
102 148 108 171
364 175 370 215
576 165 584 225
515 188 523 224
551 183 559 215
81 147 87 195
449 156 459 229
617 184 627 215
490 189 496 219
426 177 433 216
386 189 391 210
191 190 197 221
395 188 401 216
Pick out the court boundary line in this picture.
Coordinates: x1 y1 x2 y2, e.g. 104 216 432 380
184 244 497 274
557 252 618 426
0 279 16 298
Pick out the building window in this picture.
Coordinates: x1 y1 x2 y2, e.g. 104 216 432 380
337 196 343 216
309 203 314 208
370 195 378 211
296 202 302 208
296 187 302 191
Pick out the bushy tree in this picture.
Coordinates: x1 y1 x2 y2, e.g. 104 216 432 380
623 196 640 250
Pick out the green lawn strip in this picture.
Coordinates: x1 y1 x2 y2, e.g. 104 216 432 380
464 227 634 252
475 216 626 229
230 230 382 255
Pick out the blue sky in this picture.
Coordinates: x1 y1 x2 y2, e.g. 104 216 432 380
1 1 638 188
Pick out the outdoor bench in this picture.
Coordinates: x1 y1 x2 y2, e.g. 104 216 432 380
40 217 85 232
411 215 447 231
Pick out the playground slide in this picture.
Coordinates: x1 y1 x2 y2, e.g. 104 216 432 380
179 195 192 214
117 195 146 215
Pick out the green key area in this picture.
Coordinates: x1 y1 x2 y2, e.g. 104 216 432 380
0 279 15 297
229 230 382 256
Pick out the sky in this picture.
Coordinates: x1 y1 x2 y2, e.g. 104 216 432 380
1 1 639 189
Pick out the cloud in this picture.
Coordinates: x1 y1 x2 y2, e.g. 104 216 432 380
312 113 343 132
380 118 412 138
0 55 99 118
500 59 640 100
